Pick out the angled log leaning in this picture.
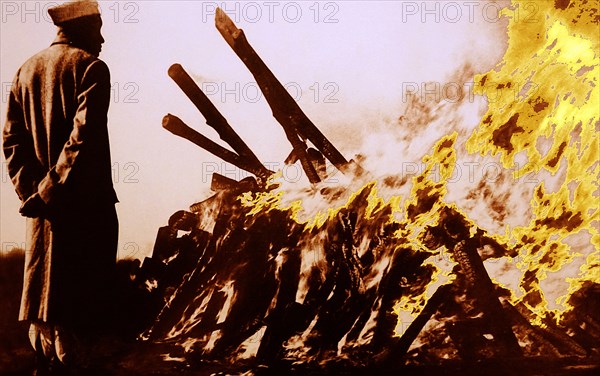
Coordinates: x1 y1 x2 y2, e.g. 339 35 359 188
168 63 272 181
163 114 270 179
215 7 361 182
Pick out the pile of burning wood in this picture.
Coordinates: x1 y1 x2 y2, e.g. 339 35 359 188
127 8 599 374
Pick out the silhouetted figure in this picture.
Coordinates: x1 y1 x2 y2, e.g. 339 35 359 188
3 0 118 373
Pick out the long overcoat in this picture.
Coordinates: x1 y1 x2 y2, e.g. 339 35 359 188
3 35 119 330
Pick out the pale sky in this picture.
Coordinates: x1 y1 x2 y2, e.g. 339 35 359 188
1 1 509 259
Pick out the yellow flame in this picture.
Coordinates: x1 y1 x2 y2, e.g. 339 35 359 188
466 0 599 320
390 134 461 335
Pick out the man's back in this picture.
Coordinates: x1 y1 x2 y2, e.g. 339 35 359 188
7 42 117 207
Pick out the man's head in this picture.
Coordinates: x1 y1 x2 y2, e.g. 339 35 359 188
48 1 104 57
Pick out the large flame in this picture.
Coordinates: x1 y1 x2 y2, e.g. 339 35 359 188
466 0 599 321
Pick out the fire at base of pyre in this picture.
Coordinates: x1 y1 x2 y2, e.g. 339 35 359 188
121 173 599 375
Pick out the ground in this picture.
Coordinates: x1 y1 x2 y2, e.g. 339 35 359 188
1 249 598 376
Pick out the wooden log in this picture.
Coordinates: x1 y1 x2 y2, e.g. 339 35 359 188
163 113 267 178
215 7 357 179
168 63 272 180
452 239 522 357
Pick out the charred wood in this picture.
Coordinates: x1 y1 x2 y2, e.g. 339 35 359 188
168 63 272 181
214 8 360 179
163 114 269 180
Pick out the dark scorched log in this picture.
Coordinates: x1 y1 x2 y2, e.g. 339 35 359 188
215 7 363 182
167 63 272 182
163 114 269 179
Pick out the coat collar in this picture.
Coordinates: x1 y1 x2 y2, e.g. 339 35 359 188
51 33 73 46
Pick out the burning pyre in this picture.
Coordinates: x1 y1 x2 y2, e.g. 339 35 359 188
128 2 598 374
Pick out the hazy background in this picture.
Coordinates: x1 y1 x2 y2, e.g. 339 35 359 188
1 0 509 259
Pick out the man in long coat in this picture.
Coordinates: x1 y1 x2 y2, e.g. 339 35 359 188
2 0 118 370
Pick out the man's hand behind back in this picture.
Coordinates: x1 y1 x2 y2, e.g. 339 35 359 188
19 193 47 218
